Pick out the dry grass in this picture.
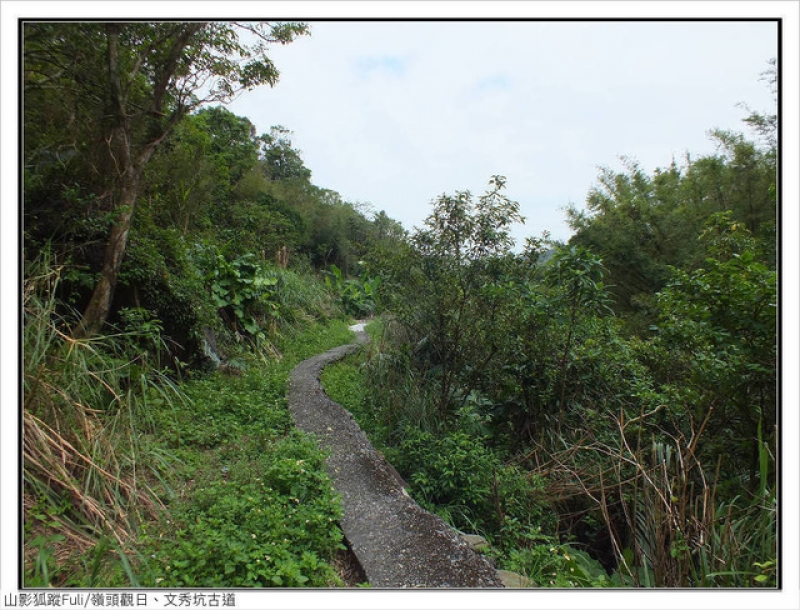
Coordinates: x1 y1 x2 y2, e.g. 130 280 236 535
22 262 168 584
524 404 776 587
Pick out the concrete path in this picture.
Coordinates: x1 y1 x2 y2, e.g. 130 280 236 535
287 325 502 588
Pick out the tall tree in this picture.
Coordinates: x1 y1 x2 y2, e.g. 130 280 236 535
24 21 308 338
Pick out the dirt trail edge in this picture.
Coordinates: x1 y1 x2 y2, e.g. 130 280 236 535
287 324 503 588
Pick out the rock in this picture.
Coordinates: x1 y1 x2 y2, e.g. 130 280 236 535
202 327 223 370
459 533 490 553
496 569 534 588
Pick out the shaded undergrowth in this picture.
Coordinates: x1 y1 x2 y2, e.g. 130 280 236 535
23 258 357 586
322 318 776 588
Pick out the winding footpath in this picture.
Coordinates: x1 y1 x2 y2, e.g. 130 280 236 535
287 324 502 588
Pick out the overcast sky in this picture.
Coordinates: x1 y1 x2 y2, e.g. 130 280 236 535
226 20 777 245
0 5 797 610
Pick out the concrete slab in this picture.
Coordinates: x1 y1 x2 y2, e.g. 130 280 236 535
287 328 502 588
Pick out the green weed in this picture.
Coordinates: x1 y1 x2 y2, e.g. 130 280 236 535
142 432 344 587
137 318 356 587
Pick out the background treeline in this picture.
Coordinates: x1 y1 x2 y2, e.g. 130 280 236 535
25 101 404 363
329 65 777 586
24 21 405 356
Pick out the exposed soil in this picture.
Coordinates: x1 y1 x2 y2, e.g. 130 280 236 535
331 536 369 587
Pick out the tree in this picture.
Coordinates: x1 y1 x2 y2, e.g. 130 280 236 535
653 212 777 488
543 245 612 421
196 106 262 201
24 21 309 338
740 58 777 150
142 113 217 235
380 176 524 421
566 61 777 327
259 125 312 183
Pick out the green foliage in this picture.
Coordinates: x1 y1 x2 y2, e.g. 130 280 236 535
25 251 354 587
260 125 313 182
324 263 382 317
323 342 558 550
502 542 610 588
272 266 338 324
567 122 776 323
543 245 612 316
389 427 556 545
119 221 215 365
23 22 311 337
320 357 370 421
377 176 524 423
138 319 354 587
197 246 281 337
23 33 777 589
22 258 181 586
363 145 775 588
142 432 343 587
151 319 353 452
25 26 403 349
652 212 776 487
320 334 401 447
394 430 495 524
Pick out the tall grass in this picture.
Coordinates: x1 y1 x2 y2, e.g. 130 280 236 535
271 267 340 331
529 406 777 587
355 319 441 442
23 259 181 585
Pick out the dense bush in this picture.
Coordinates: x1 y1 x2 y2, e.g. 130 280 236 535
362 145 776 586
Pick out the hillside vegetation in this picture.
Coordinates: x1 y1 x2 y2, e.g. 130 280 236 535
22 23 777 588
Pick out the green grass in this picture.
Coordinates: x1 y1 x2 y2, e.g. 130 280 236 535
24 260 359 589
320 359 370 424
23 260 175 586
320 319 391 448
137 318 357 587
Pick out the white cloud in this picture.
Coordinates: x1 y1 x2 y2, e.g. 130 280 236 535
227 19 777 244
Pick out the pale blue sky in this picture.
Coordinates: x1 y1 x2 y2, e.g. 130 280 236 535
227 19 778 244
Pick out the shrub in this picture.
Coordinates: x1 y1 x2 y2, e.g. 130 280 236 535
324 263 381 318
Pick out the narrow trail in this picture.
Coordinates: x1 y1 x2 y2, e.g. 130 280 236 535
287 323 502 588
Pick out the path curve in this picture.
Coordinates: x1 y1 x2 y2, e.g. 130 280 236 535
287 324 502 588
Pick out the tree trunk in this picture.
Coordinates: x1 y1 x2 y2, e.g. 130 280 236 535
72 169 141 339
71 23 195 338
